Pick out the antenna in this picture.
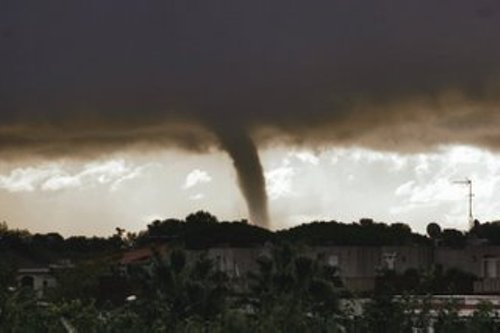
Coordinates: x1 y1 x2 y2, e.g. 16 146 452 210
453 178 474 229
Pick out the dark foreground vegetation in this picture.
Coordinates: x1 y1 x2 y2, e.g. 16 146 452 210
2 212 500 332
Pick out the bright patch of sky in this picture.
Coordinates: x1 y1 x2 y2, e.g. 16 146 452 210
183 169 212 189
0 160 144 193
189 193 206 201
266 164 295 200
262 146 500 231
1 145 499 236
294 151 320 165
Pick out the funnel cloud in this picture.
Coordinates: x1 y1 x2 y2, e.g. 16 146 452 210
210 123 269 227
2 0 500 227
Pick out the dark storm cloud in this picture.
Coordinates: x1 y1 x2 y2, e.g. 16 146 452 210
2 0 500 226
2 0 500 144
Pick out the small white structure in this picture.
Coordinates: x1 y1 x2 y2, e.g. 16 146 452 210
16 259 72 298
17 267 57 298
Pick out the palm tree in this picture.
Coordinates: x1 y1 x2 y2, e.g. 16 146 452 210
129 248 230 330
248 243 344 332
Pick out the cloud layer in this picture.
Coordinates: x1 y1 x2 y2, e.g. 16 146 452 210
0 160 143 193
1 0 500 153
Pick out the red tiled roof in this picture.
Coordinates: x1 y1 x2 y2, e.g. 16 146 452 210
120 244 168 265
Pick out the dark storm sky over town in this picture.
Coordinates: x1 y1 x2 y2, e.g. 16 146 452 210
1 1 500 234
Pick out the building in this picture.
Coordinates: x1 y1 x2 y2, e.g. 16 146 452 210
16 259 73 298
116 240 500 295
310 245 433 291
435 245 500 294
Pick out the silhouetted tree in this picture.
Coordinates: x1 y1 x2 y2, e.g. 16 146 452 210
129 249 230 330
248 244 344 331
440 229 466 248
186 211 218 224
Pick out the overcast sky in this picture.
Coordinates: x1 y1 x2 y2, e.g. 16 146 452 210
2 1 500 235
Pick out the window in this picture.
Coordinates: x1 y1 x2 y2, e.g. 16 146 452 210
483 256 498 278
20 276 34 289
382 252 397 270
328 255 339 267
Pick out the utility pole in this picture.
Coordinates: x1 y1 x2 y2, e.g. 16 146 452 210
453 178 474 229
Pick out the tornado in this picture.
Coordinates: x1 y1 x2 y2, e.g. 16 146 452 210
211 125 270 228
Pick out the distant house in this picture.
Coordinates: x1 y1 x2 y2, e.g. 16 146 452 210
435 245 500 294
311 245 434 292
203 246 264 278
119 243 169 274
17 267 56 298
184 244 435 293
16 259 73 298
112 238 500 295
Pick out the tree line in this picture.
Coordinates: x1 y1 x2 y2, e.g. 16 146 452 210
4 212 500 261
